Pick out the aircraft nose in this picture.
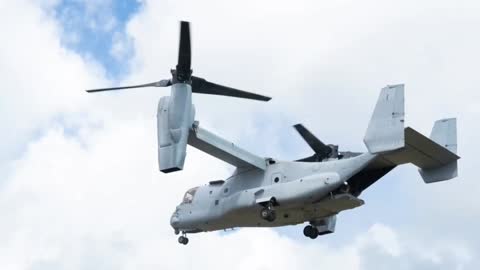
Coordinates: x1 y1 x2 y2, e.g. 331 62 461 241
170 212 180 228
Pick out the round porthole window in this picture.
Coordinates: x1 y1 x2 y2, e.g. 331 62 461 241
274 177 279 183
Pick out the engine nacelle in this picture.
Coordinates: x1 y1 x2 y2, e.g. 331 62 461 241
157 83 195 173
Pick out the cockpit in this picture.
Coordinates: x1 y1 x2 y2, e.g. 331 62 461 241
182 187 199 204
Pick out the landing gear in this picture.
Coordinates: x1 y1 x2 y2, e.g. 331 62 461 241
178 234 189 245
303 225 318 239
260 199 277 222
260 207 276 222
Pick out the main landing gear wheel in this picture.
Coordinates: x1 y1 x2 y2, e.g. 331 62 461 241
260 198 277 222
303 225 319 239
178 235 189 245
260 208 276 222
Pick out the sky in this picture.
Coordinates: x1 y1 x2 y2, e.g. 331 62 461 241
0 0 479 269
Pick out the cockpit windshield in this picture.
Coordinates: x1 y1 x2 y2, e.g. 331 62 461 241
182 187 198 204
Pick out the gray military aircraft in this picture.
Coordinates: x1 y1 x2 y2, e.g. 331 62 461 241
86 21 460 245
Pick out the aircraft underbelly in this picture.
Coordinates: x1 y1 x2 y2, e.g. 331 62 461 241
201 193 364 231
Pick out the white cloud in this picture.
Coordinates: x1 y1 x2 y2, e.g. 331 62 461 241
358 224 401 257
1 122 473 269
0 0 110 175
110 31 133 61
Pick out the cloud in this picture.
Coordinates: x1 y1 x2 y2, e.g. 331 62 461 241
109 31 134 61
0 0 109 177
1 122 473 269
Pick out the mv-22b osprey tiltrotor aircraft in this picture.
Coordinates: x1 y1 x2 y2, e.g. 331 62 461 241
87 22 460 245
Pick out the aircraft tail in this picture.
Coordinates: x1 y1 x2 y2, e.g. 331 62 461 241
363 84 405 154
418 118 458 183
364 85 460 183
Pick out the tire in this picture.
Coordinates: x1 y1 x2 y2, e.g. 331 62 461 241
260 208 276 222
303 225 319 239
178 236 189 245
178 236 185 244
261 208 270 219
309 227 319 239
303 225 313 237
266 210 276 222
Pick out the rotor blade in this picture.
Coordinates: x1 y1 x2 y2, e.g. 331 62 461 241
296 154 319 162
85 80 171 93
293 124 332 158
191 76 271 101
177 21 191 74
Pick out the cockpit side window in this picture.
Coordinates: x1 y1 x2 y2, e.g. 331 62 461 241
182 187 198 204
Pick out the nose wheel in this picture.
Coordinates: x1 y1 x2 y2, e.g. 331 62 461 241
303 225 318 239
178 233 189 245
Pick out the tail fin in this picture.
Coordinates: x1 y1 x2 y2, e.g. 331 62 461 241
429 118 457 154
364 85 460 183
418 118 458 183
364 84 405 153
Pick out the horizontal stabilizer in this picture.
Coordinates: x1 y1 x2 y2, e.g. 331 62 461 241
377 125 459 183
351 85 459 193
382 127 459 168
349 119 459 194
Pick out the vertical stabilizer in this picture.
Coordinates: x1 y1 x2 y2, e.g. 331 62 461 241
429 118 457 154
364 84 405 153
419 118 458 183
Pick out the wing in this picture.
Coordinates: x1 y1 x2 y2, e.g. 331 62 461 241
187 122 266 170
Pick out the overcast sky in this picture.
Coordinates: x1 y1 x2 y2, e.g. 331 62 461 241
1 0 479 269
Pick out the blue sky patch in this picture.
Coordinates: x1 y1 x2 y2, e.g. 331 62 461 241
54 0 142 79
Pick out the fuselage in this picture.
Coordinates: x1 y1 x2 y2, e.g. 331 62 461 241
170 152 376 233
